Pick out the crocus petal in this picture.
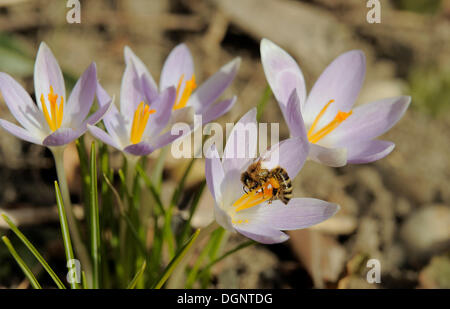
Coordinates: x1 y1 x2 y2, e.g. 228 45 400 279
308 143 347 167
345 140 395 164
124 142 154 156
205 145 225 203
64 62 97 128
159 43 194 93
120 62 146 122
189 58 241 113
0 73 45 133
97 83 129 148
253 198 339 231
260 39 306 110
151 127 188 150
43 128 79 146
87 125 121 150
79 100 113 131
0 119 41 145
321 96 411 146
222 108 258 173
284 90 307 139
302 50 365 127
201 96 237 125
235 224 289 244
260 136 309 179
143 87 176 139
34 42 66 112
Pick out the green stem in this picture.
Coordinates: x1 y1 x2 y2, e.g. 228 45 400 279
51 146 92 287
54 181 79 289
90 142 101 289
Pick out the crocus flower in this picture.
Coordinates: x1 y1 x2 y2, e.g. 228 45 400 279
88 44 240 156
0 42 111 147
205 108 339 244
260 39 411 167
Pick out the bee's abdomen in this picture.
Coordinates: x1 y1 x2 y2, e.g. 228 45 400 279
271 167 292 205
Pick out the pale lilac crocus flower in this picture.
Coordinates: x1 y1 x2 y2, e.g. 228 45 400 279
205 108 339 244
88 44 240 157
0 42 111 147
260 39 411 167
0 42 109 278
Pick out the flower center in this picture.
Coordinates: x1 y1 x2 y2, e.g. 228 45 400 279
232 177 280 213
40 85 64 132
129 101 156 144
173 74 196 110
307 99 352 144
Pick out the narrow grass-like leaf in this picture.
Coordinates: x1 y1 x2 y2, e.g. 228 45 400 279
152 229 201 289
136 164 165 216
198 240 255 279
1 214 65 289
54 181 79 289
127 261 147 289
90 142 101 289
171 158 196 207
178 180 206 247
2 236 41 289
256 85 272 122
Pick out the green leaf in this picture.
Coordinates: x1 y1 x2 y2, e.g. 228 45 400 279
127 261 147 289
1 213 65 289
90 142 101 289
198 240 255 279
152 229 201 289
54 181 79 289
136 164 165 216
151 146 170 192
2 236 41 289
256 85 272 122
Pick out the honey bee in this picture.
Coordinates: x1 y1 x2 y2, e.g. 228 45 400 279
241 160 293 205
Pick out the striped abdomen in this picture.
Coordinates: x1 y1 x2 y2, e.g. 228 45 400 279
270 167 292 205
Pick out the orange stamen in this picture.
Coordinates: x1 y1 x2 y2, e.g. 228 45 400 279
173 74 196 110
129 101 156 144
232 178 279 213
307 99 352 144
40 85 64 132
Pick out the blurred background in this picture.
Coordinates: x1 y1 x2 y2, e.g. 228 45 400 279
0 0 449 288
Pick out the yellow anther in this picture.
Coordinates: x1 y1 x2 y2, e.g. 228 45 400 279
232 181 275 213
129 101 156 144
307 99 352 144
40 85 64 132
173 74 196 110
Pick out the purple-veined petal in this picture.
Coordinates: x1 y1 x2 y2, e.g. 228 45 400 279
321 96 411 146
87 124 121 150
205 145 224 203
34 42 66 112
120 62 146 122
201 96 236 125
189 58 241 113
151 125 189 150
97 82 129 148
0 119 42 145
143 86 176 139
308 142 347 167
43 128 79 146
0 72 45 133
302 50 365 128
159 43 194 93
253 198 339 230
345 139 395 164
260 136 309 179
235 223 289 244
79 100 112 130
124 46 158 101
64 62 97 127
222 108 258 173
123 141 154 156
260 39 306 111
284 90 307 139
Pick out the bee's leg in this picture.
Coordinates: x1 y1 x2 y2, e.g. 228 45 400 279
243 186 248 194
